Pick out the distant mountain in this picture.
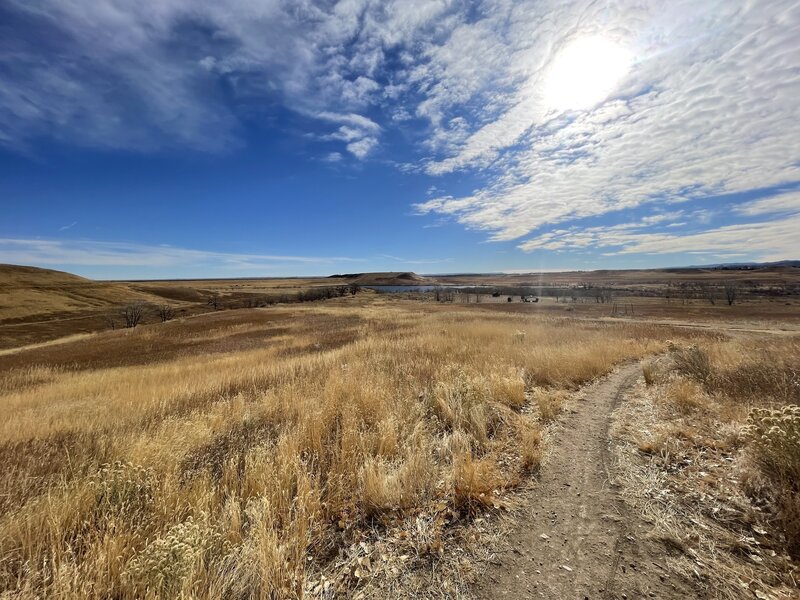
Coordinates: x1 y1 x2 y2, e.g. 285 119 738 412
684 260 800 269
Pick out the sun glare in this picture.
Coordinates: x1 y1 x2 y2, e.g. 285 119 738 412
543 36 631 112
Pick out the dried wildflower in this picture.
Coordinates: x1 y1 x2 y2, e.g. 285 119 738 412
124 516 215 595
90 461 155 519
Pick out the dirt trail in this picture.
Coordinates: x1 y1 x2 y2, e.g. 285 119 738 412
474 363 700 600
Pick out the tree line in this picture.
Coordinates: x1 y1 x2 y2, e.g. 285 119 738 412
109 284 361 329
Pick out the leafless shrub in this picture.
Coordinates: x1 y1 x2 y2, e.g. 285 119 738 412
699 283 716 305
157 305 174 323
122 303 145 328
723 281 739 306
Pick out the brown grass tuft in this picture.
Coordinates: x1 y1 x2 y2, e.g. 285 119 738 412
452 453 505 512
664 377 706 414
641 361 658 386
531 388 568 423
519 424 543 472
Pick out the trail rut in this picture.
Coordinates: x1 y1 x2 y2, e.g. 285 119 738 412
473 363 700 599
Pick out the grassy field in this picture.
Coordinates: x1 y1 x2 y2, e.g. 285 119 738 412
3 264 799 351
0 296 684 599
1 265 798 598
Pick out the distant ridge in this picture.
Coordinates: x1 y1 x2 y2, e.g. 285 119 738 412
327 272 431 285
0 263 91 285
423 261 800 277
0 264 160 322
684 260 800 269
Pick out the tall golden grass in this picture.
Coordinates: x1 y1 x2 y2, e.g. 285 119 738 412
0 303 664 598
664 339 800 558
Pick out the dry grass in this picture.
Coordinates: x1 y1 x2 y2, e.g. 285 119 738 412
530 388 569 423
0 301 668 598
0 265 162 322
663 377 706 414
745 405 800 559
612 335 800 599
641 361 658 386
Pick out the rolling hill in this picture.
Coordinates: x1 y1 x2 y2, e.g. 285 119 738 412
0 264 160 322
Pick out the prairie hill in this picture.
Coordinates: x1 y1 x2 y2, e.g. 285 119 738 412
329 271 432 286
0 264 161 322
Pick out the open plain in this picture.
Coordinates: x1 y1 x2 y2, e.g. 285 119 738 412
0 265 798 598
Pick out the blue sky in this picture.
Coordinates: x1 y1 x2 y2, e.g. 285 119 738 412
1 0 799 279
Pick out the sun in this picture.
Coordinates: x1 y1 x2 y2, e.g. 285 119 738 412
543 36 631 112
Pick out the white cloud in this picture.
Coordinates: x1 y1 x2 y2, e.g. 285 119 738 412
312 112 381 134
735 190 800 216
518 214 800 262
413 0 800 245
314 113 381 159
377 253 452 265
0 0 455 156
322 151 343 163
0 238 364 270
2 0 799 263
346 138 378 160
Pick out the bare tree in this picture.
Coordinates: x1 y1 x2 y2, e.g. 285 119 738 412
723 281 739 306
699 283 717 306
207 294 221 311
158 304 174 322
122 303 145 328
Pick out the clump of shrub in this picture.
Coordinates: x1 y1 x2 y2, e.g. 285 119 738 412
488 371 526 409
745 405 800 557
714 360 800 403
430 370 493 446
671 345 711 385
642 361 658 386
361 444 438 516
